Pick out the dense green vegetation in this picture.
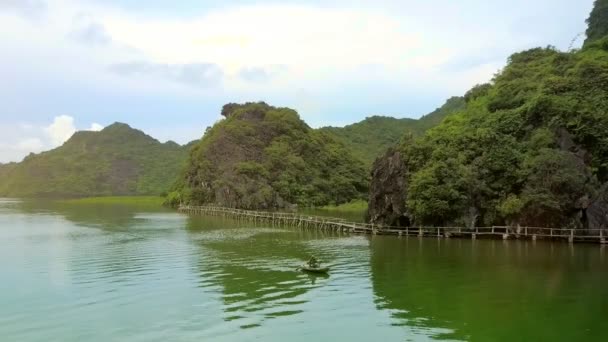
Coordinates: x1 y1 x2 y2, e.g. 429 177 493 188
370 2 608 229
374 38 608 228
585 0 608 46
319 97 465 167
320 199 368 212
59 196 165 206
167 102 368 209
0 163 16 180
0 123 192 197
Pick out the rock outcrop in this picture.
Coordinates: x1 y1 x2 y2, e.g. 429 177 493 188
367 148 409 227
170 102 368 209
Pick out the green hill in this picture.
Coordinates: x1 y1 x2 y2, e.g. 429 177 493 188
369 35 608 229
167 102 368 209
0 163 16 178
319 97 465 167
0 123 191 197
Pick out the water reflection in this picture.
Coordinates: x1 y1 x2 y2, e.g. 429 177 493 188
2 199 606 341
13 199 175 231
297 207 366 223
184 215 333 329
369 236 608 341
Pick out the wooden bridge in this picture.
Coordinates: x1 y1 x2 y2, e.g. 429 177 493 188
178 205 608 245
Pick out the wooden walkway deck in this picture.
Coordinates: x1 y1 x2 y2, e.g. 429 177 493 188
178 205 608 245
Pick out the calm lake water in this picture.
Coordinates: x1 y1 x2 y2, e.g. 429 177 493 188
1 199 607 341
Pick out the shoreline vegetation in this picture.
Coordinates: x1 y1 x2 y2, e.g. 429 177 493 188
319 200 368 212
51 196 368 214
58 196 165 206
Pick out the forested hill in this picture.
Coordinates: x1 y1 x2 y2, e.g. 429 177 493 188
0 163 16 180
368 2 608 230
319 97 465 167
0 123 192 197
166 102 368 209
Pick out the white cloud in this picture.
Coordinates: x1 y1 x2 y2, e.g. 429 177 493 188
69 15 112 45
238 65 288 83
108 61 223 87
0 137 45 163
0 0 46 20
89 123 103 131
0 125 45 162
17 137 45 150
0 0 595 153
45 115 76 147
102 5 427 73
0 1 496 95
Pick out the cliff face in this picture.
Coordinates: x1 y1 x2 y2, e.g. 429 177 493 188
367 148 409 227
169 102 368 209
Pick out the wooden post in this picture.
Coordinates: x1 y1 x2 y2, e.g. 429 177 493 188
569 229 574 243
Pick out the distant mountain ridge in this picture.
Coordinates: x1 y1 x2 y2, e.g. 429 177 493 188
0 98 464 199
319 97 466 167
0 123 193 197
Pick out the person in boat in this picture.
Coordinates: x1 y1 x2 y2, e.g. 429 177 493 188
308 256 320 268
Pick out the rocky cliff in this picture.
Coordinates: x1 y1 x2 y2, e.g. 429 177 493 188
168 102 368 209
366 148 409 227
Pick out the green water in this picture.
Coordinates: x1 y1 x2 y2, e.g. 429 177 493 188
1 199 606 341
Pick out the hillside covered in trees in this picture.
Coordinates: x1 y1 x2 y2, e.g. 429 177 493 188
0 123 192 197
167 102 368 209
319 97 465 167
369 1 608 230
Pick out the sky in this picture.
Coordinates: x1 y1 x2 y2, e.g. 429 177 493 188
0 0 595 163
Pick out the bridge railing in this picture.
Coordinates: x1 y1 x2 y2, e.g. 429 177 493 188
178 205 607 242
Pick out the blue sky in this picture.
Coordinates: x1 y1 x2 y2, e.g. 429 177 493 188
0 0 595 162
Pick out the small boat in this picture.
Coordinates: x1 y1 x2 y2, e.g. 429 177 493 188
299 263 330 274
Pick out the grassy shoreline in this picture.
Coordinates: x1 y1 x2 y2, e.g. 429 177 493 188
319 199 367 212
58 196 164 206
55 196 367 213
